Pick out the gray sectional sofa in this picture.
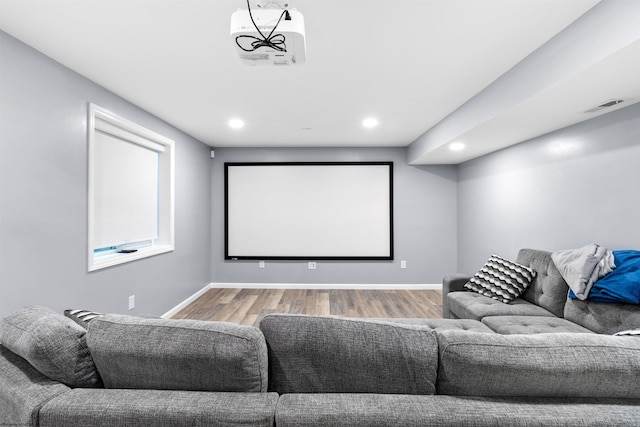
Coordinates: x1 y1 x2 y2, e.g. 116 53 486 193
0 307 278 426
443 248 640 334
2 300 640 426
261 313 640 426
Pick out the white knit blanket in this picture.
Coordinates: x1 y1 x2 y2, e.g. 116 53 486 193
551 244 616 300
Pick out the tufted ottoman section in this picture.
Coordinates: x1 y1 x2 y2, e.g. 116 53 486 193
375 318 495 333
481 315 594 334
447 291 555 321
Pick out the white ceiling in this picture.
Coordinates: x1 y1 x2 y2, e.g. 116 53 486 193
2 0 638 164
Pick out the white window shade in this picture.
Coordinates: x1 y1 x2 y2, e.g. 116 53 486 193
92 129 160 248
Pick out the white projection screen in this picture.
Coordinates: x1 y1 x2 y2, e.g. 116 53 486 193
225 162 394 260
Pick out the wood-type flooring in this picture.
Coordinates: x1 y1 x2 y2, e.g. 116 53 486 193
172 288 443 326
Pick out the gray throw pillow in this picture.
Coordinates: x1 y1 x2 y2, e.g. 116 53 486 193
0 305 102 388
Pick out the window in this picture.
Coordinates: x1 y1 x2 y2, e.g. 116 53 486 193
88 104 174 271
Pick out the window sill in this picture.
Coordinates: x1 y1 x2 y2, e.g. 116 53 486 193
89 244 173 272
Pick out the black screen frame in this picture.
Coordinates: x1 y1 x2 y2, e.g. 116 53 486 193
224 161 394 261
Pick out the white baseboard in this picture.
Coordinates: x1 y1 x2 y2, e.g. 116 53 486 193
161 283 212 319
208 282 442 290
162 282 442 318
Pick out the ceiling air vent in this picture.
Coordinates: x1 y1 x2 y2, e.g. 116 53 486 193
584 99 627 114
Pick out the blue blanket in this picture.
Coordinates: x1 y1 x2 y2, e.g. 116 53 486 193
569 250 640 304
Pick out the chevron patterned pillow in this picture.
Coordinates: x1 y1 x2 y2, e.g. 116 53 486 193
64 309 104 329
464 254 536 303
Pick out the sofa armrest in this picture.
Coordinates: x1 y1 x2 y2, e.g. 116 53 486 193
0 346 70 426
443 274 472 293
442 274 472 318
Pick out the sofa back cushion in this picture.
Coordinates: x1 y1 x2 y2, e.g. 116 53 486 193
517 249 569 317
0 306 102 388
87 315 268 392
564 298 640 335
437 330 640 398
260 314 438 394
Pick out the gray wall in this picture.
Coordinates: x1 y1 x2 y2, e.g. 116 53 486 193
210 148 458 284
5 24 638 317
457 101 640 273
0 31 212 318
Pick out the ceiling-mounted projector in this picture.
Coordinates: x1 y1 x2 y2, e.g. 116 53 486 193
231 6 306 66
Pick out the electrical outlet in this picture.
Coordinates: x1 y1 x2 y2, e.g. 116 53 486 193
400 260 407 269
259 260 265 269
128 295 135 310
308 262 317 270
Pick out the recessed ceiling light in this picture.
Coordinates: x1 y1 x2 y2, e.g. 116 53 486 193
362 118 379 128
449 142 465 151
228 118 244 129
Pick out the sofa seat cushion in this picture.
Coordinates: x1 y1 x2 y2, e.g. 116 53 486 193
275 394 640 427
447 291 555 320
260 314 438 395
0 306 102 388
481 316 594 334
564 298 640 335
87 315 268 392
436 330 640 398
375 318 495 333
40 389 278 427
